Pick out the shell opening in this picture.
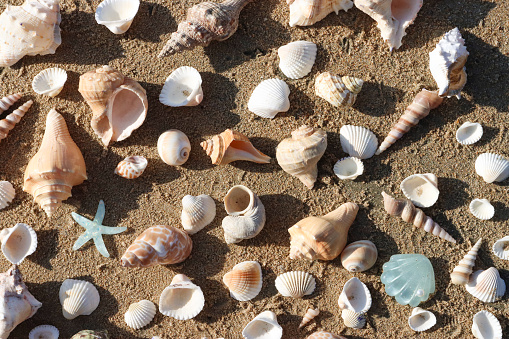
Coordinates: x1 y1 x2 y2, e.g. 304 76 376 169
224 186 253 215
108 86 146 141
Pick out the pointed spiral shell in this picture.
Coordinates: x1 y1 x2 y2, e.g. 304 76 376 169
299 308 319 329
0 94 32 142
450 238 482 285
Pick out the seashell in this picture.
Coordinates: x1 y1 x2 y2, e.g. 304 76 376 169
114 156 148 179
158 130 191 166
333 157 364 180
159 0 252 57
340 240 377 272
124 300 156 329
400 173 440 208
29 325 60 339
159 274 205 320
288 0 353 27
337 277 371 316
429 28 469 99
71 330 109 339
78 65 148 146
222 185 266 244
472 310 502 339
376 89 443 155
492 236 509 261
23 109 87 217
315 72 364 107
275 271 316 298
0 223 37 265
278 41 317 79
456 121 483 145
181 194 216 234
0 94 33 143
32 68 67 97
340 309 366 329
247 79 290 119
450 238 482 285
354 0 422 51
469 199 495 220
242 310 283 339
339 125 377 159
223 261 262 301
0 0 61 67
0 265 42 338
289 202 359 261
0 181 15 210
276 125 327 189
381 254 435 306
474 153 509 183
306 331 345 339
121 225 192 268
408 307 436 332
299 308 319 328
59 279 100 320
159 66 203 107
465 268 506 303
201 129 270 165
382 192 456 243
95 0 140 34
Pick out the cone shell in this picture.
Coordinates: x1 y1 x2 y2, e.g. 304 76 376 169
469 199 495 220
340 240 377 272
114 156 147 179
0 181 15 210
181 194 216 234
341 309 366 329
278 41 317 79
400 173 440 208
124 300 156 329
59 279 100 320
288 0 353 27
339 125 377 159
450 238 482 285
456 122 483 145
306 332 345 339
32 68 67 97
222 261 263 301
299 308 319 328
472 310 502 339
337 277 371 314
492 236 509 261
333 157 364 180
157 130 191 166
0 223 37 265
95 0 140 34
0 94 33 143
408 307 436 332
465 268 506 303
159 66 203 107
242 310 283 339
29 325 59 339
248 79 290 119
159 274 204 320
475 153 509 183
275 271 316 298
315 72 364 107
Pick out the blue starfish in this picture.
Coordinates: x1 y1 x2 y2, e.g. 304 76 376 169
71 200 127 257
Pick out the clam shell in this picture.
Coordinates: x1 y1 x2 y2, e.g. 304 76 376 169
114 156 147 179
492 236 509 261
32 68 67 97
157 129 191 166
408 307 436 332
474 153 509 183
59 279 100 320
469 199 495 220
275 271 316 298
465 268 506 303
472 310 502 339
29 325 60 339
339 125 377 159
159 274 204 320
159 66 203 107
95 0 140 34
337 277 371 314
124 300 156 329
340 240 377 272
0 223 37 265
248 79 290 119
400 173 439 208
456 122 483 145
333 157 364 180
277 41 317 79
223 261 263 301
181 194 216 234
340 309 366 329
242 310 283 339
0 181 15 210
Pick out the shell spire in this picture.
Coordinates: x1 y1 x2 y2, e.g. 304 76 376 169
299 308 319 328
0 94 32 142
450 238 482 285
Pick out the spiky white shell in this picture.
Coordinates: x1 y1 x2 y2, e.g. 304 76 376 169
29 325 60 339
59 279 100 320
157 130 191 166
0 223 37 265
456 122 483 145
492 236 509 261
337 277 372 314
114 156 148 179
341 309 366 329
159 274 205 320
242 310 283 339
159 66 203 107
400 173 439 208
469 199 495 220
95 0 140 34
181 194 216 234
339 125 378 159
124 300 156 329
275 271 316 298
408 307 436 332
333 157 364 180
32 68 67 97
277 41 317 79
248 79 290 119
0 181 15 210
472 310 502 339
465 268 506 303
223 261 263 301
475 153 509 183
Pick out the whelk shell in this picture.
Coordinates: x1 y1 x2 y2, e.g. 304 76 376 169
333 157 364 180
450 238 482 286
469 199 495 220
0 181 15 210
159 66 203 107
278 41 317 79
492 236 509 261
337 277 372 316
159 274 205 320
0 223 37 265
114 156 148 179
248 79 290 119
315 72 364 108
29 325 59 339
340 240 377 272
299 308 319 329
59 279 100 320
339 125 377 159
158 130 191 166
32 68 68 97
408 307 436 332
242 310 283 339
181 194 216 234
288 0 353 27
124 299 156 329
95 0 140 34
465 268 506 303
474 153 509 183
222 261 263 301
0 94 33 143
472 310 502 339
275 271 316 298
400 173 439 208
306 331 345 339
456 122 483 145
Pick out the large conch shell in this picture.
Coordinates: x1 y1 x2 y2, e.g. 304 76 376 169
0 265 42 339
23 109 87 217
276 125 327 189
158 0 252 57
0 94 33 143
288 0 353 27
289 202 359 261
78 65 148 146
0 0 61 67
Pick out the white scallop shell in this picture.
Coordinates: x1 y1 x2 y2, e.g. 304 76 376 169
59 279 100 320
242 310 283 339
275 271 316 298
157 130 191 166
474 153 509 183
337 277 372 314
341 309 366 329
0 223 37 265
159 66 203 107
456 122 483 145
465 268 506 303
29 325 60 339
469 199 495 220
114 156 148 179
472 310 502 339
400 173 439 208
32 68 67 97
124 299 156 329
408 307 436 332
95 0 140 34
339 125 378 159
159 274 205 320
0 181 15 210
247 79 290 119
277 41 317 79
333 157 364 180
181 194 216 234
492 236 509 261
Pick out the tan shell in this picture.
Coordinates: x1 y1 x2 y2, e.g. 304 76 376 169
299 308 319 328
315 72 364 107
59 279 100 320
222 261 262 301
114 156 148 179
450 238 482 285
340 240 378 272
306 332 345 339
0 93 33 143
159 274 205 320
288 0 353 27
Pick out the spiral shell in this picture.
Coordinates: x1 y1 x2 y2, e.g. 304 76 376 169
59 279 100 320
159 274 205 320
114 156 148 179
0 181 15 210
181 194 216 234
288 0 353 27
465 268 505 303
0 223 38 265
450 238 482 285
278 41 317 79
315 72 364 107
32 67 67 97
158 130 191 166
0 94 33 143
339 125 377 159
222 261 263 301
299 308 319 328
248 79 290 119
275 271 316 298
340 240 377 272
474 153 509 183
124 300 156 329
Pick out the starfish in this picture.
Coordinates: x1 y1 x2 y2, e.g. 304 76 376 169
71 200 127 257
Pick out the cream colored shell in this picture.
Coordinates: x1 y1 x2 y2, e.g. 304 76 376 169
456 122 482 145
159 66 203 107
492 236 509 261
450 238 482 286
465 268 506 303
472 310 502 339
157 130 191 166
222 261 263 301
28 325 59 339
333 157 364 180
408 307 436 332
248 78 290 119
340 240 377 272
277 41 317 79
469 199 495 220
32 68 67 97
95 0 140 34
0 223 37 265
0 181 15 210
181 194 216 234
242 310 283 339
474 153 509 183
315 73 364 107
288 0 353 27
339 125 377 159
275 271 316 298
400 173 439 208
59 279 100 320
124 299 156 329
159 274 204 320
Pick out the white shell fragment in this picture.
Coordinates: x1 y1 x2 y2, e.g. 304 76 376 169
114 156 148 179
465 268 506 303
456 122 483 145
472 310 502 339
0 223 37 265
333 157 364 180
32 68 67 97
400 173 440 208
0 181 15 210
248 79 290 119
339 125 378 159
474 153 509 183
277 41 317 79
160 67 203 107
29 325 60 339
338 277 371 328
242 310 283 339
159 274 205 320
469 199 495 220
59 279 100 320
408 307 436 332
492 236 509 261
157 130 191 166
181 194 216 234
275 271 316 298
125 300 156 329
95 0 140 34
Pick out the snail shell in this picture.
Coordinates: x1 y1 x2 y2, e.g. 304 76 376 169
0 94 33 143
315 72 364 107
158 130 191 166
114 156 148 179
340 240 377 272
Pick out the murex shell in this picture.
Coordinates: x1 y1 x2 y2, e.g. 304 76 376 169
159 66 203 107
337 277 371 329
450 238 482 286
288 0 353 27
278 41 317 79
223 261 263 301
59 279 100 320
492 236 509 261
158 130 191 166
0 181 15 210
456 121 483 145
315 72 364 108
114 156 148 179
275 271 316 298
0 223 37 265
340 240 377 272
339 125 377 159
95 0 140 34
248 79 290 119
159 274 205 320
242 310 283 339
124 300 156 329
469 199 495 220
472 310 502 339
465 268 505 303
400 173 439 208
408 307 436 332
32 67 68 97
181 194 216 234
474 153 509 183
29 325 59 339
333 157 364 180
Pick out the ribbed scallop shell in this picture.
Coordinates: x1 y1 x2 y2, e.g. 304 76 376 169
315 72 364 107
333 157 364 180
32 68 67 97
114 156 147 179
124 300 156 329
337 277 371 314
339 125 378 159
95 0 140 34
400 173 439 208
59 279 100 320
242 310 283 339
275 271 316 298
492 236 509 261
159 274 205 320
0 181 15 210
159 66 203 107
456 122 483 145
29 325 59 339
341 309 366 329
408 307 436 332
469 199 495 220
181 194 216 234
472 310 502 339
157 130 191 166
278 41 317 79
248 79 290 119
340 240 377 272
0 223 37 265
465 268 506 303
474 153 509 183
306 331 344 339
223 261 262 301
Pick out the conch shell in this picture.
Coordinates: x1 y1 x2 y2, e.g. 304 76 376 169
23 109 87 217
288 0 353 27
289 202 359 261
78 65 148 146
0 94 33 143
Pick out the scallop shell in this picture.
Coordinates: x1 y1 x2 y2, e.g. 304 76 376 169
278 41 317 79
465 268 506 303
306 332 345 339
492 236 509 261
400 173 439 208
32 68 67 97
275 271 316 298
340 240 377 272
242 310 283 339
223 261 263 301
0 223 37 265
474 153 509 183
59 279 100 320
472 310 502 339
29 325 59 339
315 72 364 107
408 307 436 332
157 130 191 166
339 125 378 159
114 156 148 179
333 157 364 180
288 0 353 27
159 66 203 107
299 308 319 328
0 181 15 210
469 199 495 220
456 122 483 145
181 194 216 234
159 274 205 320
95 0 140 34
248 79 290 119
337 277 371 314
124 300 156 329
340 309 366 329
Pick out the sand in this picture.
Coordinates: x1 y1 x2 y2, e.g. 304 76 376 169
0 0 508 337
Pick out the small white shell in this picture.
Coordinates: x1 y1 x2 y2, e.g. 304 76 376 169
333 157 364 180
0 223 37 265
277 41 317 79
475 153 509 183
465 268 506 303
492 236 509 261
125 299 156 329
59 279 100 320
338 277 372 314
0 181 15 210
181 194 216 234
242 310 283 339
157 130 191 166
29 325 60 339
456 122 483 145
223 261 263 301
32 68 68 97
469 199 495 220
472 310 502 339
400 173 440 208
160 66 203 107
341 309 366 329
275 271 316 298
159 274 205 320
248 79 290 119
95 0 140 34
339 125 378 159
114 156 148 179
408 307 436 332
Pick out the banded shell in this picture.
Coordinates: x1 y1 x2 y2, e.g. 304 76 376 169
337 277 372 314
400 173 439 208
288 0 353 27
408 307 436 332
114 156 148 179
159 274 205 320
181 194 216 234
160 66 203 107
32 68 67 97
456 122 483 145
492 236 509 261
475 153 509 183
469 199 495 220
306 332 345 339
29 325 60 339
223 261 263 301
450 238 482 285
0 223 37 265
95 0 140 34
340 309 366 329
0 181 15 210
71 330 109 339
242 310 283 339
472 310 502 339
465 268 506 303
339 125 377 159
315 72 364 107
124 300 156 329
333 157 364 180
248 79 290 119
0 94 33 143
278 41 317 79
299 308 319 329
340 240 377 272
158 130 191 166
59 279 100 320
275 271 316 298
